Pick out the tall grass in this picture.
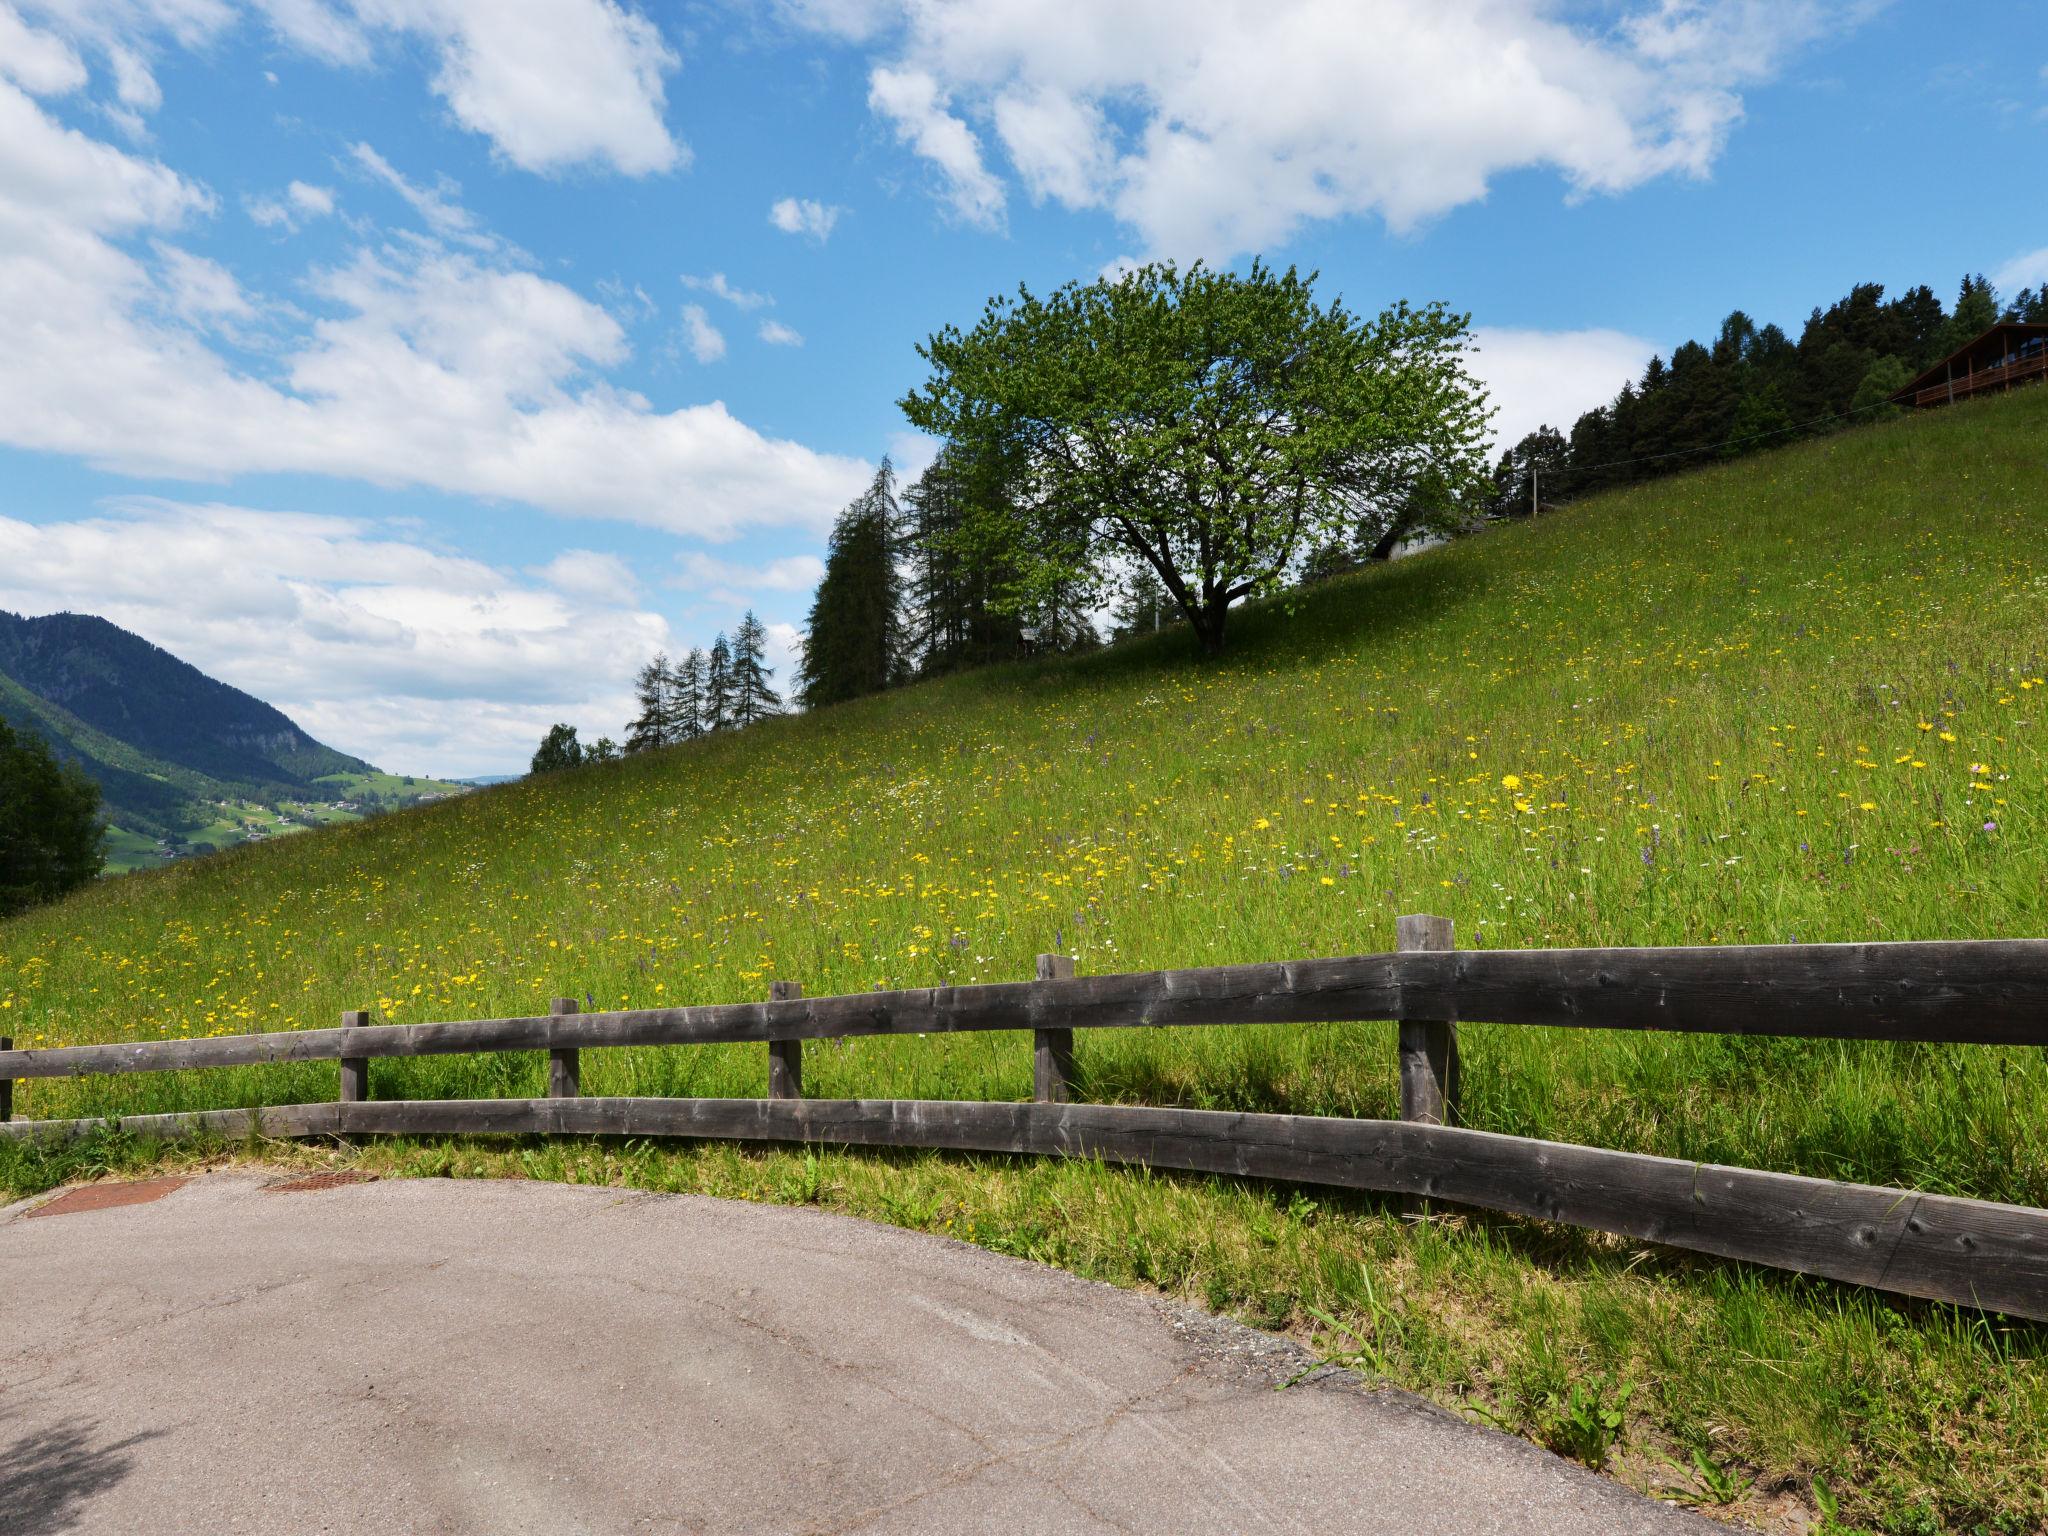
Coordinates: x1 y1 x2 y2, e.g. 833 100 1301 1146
6 389 2047 1529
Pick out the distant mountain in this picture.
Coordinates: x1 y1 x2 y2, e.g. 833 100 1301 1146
0 612 368 788
0 611 464 869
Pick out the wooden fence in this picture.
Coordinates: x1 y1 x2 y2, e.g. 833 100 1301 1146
4 920 2046 1321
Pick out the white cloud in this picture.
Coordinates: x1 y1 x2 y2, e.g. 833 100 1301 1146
351 0 683 176
809 0 1871 257
679 302 726 363
13 0 682 176
868 65 1005 229
247 177 337 230
0 7 89 97
532 547 640 601
347 141 499 252
1992 245 2048 294
884 427 938 483
757 318 803 347
768 195 842 242
680 270 771 310
0 80 868 539
1466 326 1659 451
0 499 669 775
153 242 257 329
674 550 823 607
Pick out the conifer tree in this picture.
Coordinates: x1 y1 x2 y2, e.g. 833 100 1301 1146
671 648 707 739
729 611 783 726
704 633 734 730
797 460 907 707
625 652 674 752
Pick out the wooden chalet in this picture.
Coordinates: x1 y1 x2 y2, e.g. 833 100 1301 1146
1892 321 2048 409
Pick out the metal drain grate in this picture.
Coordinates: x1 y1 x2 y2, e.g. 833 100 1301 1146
266 1170 379 1193
26 1176 189 1217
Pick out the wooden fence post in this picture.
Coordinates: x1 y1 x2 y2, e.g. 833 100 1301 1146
768 981 803 1099
0 1036 11 1123
549 997 580 1098
338 1011 369 1104
1034 954 1077 1103
1397 915 1458 1126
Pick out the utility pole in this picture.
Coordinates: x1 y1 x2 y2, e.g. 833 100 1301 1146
1531 463 1540 518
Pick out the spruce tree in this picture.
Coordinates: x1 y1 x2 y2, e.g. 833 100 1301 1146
704 633 734 730
671 648 707 739
797 460 907 708
729 611 783 726
625 652 674 752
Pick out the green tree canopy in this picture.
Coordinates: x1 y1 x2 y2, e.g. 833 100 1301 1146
901 260 1490 654
529 723 583 774
0 717 105 916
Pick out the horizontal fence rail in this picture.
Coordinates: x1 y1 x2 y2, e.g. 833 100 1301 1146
5 925 2047 1321
11 1098 2046 1320
6 937 2048 1084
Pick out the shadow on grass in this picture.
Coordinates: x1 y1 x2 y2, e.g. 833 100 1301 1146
0 1406 166 1536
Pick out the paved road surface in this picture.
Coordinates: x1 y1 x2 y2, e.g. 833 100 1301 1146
2 1171 1713 1535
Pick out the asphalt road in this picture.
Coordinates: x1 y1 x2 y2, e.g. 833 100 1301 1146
1 1170 1714 1535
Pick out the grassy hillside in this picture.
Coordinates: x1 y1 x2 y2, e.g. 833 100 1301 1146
6 390 2047 1529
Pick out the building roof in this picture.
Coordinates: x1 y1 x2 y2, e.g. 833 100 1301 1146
1893 321 2048 403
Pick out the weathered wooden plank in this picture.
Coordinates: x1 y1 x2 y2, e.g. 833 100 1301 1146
0 1102 344 1143
5 938 2047 1083
549 997 580 1099
1403 940 2048 1045
0 952 1408 1080
767 981 802 1100
338 1011 369 1104
9 1095 2043 1320
1396 916 1457 1127
1033 954 1077 1104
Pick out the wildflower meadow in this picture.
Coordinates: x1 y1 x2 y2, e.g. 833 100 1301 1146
6 388 2046 1529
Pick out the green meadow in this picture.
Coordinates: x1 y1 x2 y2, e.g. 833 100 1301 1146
6 389 2047 1531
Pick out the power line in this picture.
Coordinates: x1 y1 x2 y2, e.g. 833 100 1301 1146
1528 396 1900 483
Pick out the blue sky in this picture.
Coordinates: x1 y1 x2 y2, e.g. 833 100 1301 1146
2 1 2044 776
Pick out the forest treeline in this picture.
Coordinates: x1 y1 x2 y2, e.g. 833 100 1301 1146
1490 273 2046 513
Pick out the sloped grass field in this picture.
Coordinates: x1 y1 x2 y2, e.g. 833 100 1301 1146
7 390 2048 1530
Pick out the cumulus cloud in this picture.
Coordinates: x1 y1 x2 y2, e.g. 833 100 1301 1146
680 270 771 310
0 499 670 775
0 5 90 96
757 319 803 347
805 0 1871 257
679 302 726 362
868 65 1005 229
1466 326 1660 451
767 195 843 242
532 548 641 601
352 0 683 176
0 78 868 538
11 0 682 175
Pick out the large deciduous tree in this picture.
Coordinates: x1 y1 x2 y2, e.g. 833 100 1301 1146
901 260 1490 655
